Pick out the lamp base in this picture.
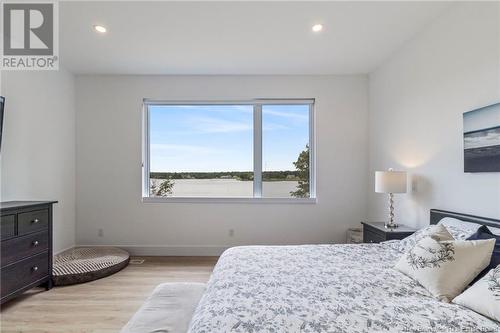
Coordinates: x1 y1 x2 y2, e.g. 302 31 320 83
386 192 398 229
384 222 398 229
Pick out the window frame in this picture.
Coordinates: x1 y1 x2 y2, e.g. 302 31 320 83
142 98 316 203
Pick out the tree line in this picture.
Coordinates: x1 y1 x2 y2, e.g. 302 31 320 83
150 171 302 181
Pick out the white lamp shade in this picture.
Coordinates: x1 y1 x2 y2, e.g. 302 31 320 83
375 170 407 193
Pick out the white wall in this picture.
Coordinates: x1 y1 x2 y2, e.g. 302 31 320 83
368 1 500 227
75 75 368 255
0 69 76 253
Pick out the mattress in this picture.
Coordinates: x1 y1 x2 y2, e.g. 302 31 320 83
188 243 500 333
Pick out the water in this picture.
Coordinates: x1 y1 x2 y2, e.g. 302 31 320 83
150 178 300 198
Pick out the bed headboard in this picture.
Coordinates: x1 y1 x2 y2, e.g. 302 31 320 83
430 209 500 229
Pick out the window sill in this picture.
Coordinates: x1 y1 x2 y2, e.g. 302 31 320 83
142 197 317 204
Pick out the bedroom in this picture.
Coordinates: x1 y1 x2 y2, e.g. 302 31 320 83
0 0 499 332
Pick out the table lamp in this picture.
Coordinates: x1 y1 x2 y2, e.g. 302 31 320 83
375 168 407 228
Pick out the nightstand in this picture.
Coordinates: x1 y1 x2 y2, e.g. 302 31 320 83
346 227 362 244
361 222 416 243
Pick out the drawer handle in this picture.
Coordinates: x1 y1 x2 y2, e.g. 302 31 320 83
32 240 39 246
32 266 38 272
32 218 40 224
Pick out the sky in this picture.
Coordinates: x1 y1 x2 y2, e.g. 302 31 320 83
463 102 500 133
149 104 309 172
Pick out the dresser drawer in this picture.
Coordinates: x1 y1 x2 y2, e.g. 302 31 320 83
1 231 49 267
1 215 16 240
18 209 49 235
1 252 49 298
363 228 385 243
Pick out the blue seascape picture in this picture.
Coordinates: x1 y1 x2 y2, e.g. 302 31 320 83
463 103 500 172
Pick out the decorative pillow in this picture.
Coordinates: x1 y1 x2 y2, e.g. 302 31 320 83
467 225 500 281
437 217 482 240
397 224 454 253
453 266 500 322
394 237 495 302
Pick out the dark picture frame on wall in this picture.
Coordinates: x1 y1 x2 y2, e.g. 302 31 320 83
463 102 500 172
0 96 4 151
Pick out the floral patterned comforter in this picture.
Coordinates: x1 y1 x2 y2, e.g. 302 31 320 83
188 244 500 333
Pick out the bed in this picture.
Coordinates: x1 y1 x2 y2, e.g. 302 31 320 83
188 210 500 332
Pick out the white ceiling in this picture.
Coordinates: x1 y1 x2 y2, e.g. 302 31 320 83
60 1 452 75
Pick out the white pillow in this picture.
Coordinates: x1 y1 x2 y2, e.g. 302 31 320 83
438 217 481 240
395 237 495 302
453 266 500 322
397 224 454 253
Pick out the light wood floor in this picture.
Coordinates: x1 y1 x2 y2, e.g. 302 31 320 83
0 256 218 333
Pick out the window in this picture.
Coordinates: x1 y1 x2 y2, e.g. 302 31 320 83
142 99 315 202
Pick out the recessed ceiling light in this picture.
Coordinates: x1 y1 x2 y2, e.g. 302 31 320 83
312 24 323 32
93 25 107 33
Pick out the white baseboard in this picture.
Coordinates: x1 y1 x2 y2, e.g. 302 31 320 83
54 245 76 255
75 244 228 256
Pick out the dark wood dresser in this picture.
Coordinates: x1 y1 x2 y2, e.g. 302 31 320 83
1 201 57 304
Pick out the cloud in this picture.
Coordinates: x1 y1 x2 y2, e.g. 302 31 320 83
263 109 309 121
263 123 289 131
151 143 220 155
189 116 252 133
